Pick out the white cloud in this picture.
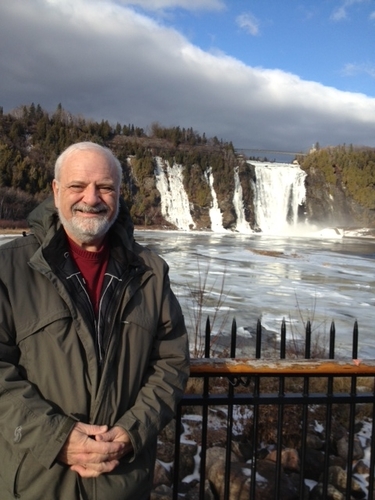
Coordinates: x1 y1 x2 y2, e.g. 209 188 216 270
236 12 260 36
331 5 347 21
0 0 374 152
331 0 369 22
106 0 225 11
370 10 375 20
342 62 375 79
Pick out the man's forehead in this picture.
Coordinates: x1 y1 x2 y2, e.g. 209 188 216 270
63 149 109 165
60 150 114 176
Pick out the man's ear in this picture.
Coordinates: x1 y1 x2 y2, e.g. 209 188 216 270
52 179 59 208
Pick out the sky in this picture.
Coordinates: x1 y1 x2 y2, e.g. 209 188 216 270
1 0 375 155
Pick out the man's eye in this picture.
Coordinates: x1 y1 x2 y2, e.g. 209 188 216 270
69 186 84 193
99 187 114 194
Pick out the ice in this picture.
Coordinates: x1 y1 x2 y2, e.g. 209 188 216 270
135 230 375 358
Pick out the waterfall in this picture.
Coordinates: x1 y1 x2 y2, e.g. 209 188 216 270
233 167 252 233
204 167 226 232
250 161 307 234
154 157 195 230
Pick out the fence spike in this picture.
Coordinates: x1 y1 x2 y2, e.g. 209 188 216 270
256 319 262 359
205 316 211 358
280 317 286 359
305 320 312 359
352 320 359 360
329 321 336 359
230 318 237 359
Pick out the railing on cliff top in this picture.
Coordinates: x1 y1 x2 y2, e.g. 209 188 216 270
172 318 375 500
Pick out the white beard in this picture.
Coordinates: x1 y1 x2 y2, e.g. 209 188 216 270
57 202 119 244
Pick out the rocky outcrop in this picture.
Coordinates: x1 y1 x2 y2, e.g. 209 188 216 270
151 415 372 500
126 156 375 232
304 165 375 227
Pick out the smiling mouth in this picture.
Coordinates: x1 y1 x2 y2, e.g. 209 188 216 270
76 211 105 217
73 204 108 216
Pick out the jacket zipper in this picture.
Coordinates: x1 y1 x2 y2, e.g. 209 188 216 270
96 273 122 367
102 269 145 361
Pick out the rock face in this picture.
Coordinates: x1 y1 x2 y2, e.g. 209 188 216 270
151 417 372 500
124 155 375 231
304 165 375 227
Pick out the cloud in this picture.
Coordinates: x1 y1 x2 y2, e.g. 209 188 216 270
236 12 260 36
331 0 369 22
370 10 375 20
0 0 374 153
342 62 375 79
106 0 225 11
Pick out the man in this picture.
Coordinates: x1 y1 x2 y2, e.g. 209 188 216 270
0 142 190 499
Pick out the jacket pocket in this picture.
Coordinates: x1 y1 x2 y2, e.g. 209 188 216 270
15 310 72 344
0 437 77 500
15 314 92 416
0 435 27 498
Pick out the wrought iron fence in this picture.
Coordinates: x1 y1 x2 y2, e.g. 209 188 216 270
171 318 375 499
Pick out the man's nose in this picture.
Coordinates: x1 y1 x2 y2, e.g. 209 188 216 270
82 185 101 205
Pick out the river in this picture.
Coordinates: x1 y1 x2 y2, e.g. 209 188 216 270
134 230 375 358
1 230 375 358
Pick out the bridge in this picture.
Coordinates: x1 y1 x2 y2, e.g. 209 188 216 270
235 147 307 156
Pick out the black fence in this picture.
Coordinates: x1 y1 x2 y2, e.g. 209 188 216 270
170 318 375 499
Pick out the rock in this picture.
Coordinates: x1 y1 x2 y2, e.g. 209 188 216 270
353 459 369 475
303 448 325 481
151 484 173 500
309 483 345 500
153 460 172 489
320 465 365 497
336 436 364 461
306 433 324 450
185 480 216 500
157 441 175 463
266 448 300 472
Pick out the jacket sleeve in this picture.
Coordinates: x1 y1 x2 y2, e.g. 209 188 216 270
115 268 190 457
0 279 77 470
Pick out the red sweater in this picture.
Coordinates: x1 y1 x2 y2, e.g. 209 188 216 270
67 237 110 316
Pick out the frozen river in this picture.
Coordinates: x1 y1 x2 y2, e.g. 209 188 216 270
2 230 375 358
135 230 375 359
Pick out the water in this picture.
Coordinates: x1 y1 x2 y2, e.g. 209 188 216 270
251 161 307 234
134 230 375 358
2 231 374 357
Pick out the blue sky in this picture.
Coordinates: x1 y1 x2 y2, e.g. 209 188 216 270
164 0 375 97
0 0 374 154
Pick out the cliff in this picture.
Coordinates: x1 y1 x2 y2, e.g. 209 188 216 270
1 104 375 231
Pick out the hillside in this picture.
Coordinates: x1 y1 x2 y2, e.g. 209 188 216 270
0 103 374 229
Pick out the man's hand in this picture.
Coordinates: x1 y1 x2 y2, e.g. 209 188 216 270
58 422 128 478
95 425 134 456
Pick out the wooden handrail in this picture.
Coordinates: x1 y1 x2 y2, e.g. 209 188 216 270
189 358 375 376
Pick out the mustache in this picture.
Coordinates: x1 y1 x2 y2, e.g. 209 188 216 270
72 203 109 214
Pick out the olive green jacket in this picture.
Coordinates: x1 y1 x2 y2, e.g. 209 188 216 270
0 197 189 499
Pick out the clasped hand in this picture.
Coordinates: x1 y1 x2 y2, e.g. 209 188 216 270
58 422 133 478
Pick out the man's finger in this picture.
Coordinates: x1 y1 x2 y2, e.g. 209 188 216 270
75 422 108 436
70 460 119 478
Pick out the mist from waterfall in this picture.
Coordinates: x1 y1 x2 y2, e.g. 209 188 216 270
250 161 307 235
154 157 309 235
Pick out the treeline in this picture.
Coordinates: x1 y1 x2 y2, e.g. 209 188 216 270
1 103 374 228
298 145 375 210
0 103 236 224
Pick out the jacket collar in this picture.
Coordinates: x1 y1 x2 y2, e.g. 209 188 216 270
27 195 135 248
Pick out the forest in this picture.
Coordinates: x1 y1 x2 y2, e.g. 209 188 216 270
298 144 375 210
0 103 374 227
0 103 237 225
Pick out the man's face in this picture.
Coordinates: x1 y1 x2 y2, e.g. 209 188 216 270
52 149 120 249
